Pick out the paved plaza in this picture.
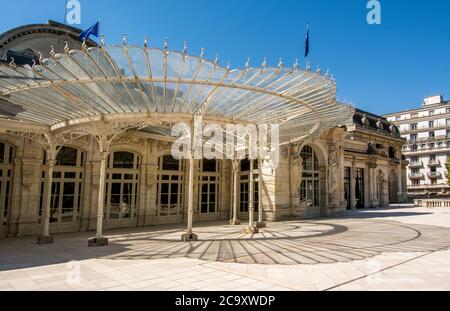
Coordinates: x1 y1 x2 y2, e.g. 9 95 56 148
1 206 450 291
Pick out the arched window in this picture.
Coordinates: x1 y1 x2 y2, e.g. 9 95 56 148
239 159 259 214
0 141 14 228
105 151 140 221
157 155 183 217
39 146 85 225
199 159 220 214
299 146 320 207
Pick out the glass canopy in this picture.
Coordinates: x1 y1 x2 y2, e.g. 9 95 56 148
0 43 355 144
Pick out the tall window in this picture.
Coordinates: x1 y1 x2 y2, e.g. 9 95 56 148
410 134 417 142
429 132 435 138
157 155 183 216
239 159 259 213
105 151 140 221
412 145 418 152
410 123 418 131
355 168 365 209
299 146 320 207
39 146 85 224
429 121 434 128
0 142 14 226
344 167 351 210
199 159 220 214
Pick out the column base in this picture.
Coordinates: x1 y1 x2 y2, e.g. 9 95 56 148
230 219 241 225
243 225 259 234
181 233 198 242
255 222 266 228
37 235 54 245
88 237 109 247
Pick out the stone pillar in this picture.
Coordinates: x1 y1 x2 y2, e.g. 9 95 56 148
367 160 377 208
398 161 403 203
230 159 241 225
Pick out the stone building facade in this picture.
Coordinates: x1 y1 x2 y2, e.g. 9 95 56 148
384 95 450 196
0 21 406 238
0 110 406 238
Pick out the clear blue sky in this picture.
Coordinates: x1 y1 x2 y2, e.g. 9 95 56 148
1 0 449 115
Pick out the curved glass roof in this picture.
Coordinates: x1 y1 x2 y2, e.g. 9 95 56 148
0 44 355 144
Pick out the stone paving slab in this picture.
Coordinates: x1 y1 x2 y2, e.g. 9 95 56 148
1 206 450 291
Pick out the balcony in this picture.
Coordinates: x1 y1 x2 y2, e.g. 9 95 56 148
428 172 442 179
409 173 424 179
428 159 441 167
409 161 423 168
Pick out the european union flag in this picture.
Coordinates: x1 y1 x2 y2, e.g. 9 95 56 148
79 21 100 41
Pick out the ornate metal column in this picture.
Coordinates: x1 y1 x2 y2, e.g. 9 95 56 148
248 159 254 225
182 123 198 241
230 158 241 225
88 134 110 247
181 151 198 241
37 147 57 245
37 134 65 245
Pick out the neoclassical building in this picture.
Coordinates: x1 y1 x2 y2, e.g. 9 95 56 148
0 21 406 242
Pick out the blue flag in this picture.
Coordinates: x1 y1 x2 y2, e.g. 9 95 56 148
79 21 100 41
304 24 310 58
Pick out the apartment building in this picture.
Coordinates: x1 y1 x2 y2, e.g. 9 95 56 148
384 95 450 196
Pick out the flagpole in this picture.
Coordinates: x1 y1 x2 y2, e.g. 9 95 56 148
305 23 310 70
64 0 68 25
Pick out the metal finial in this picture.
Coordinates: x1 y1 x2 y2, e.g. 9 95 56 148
82 38 87 50
226 61 231 71
183 41 188 54
49 46 56 58
316 65 321 73
200 47 205 59
64 41 70 54
325 69 330 77
164 38 168 51
293 59 299 70
143 36 148 49
8 57 16 69
245 57 250 70
215 52 219 65
306 63 311 71
262 57 268 68
278 58 283 68
122 33 127 46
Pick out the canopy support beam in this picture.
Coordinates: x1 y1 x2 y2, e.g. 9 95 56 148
182 123 198 242
230 158 241 226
